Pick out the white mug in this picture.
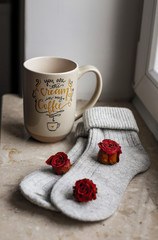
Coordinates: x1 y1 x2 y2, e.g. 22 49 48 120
23 57 102 142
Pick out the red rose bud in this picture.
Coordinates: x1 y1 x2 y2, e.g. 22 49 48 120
73 178 97 202
46 152 71 175
98 139 122 165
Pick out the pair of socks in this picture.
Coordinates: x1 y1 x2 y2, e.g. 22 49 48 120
20 107 150 221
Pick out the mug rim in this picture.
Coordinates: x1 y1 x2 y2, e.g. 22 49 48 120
23 56 79 75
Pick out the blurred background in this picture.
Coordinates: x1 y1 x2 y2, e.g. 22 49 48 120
0 0 143 103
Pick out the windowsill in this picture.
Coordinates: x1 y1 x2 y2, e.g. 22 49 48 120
133 95 158 141
0 94 158 239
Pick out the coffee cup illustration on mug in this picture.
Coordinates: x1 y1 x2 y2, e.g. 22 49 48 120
46 110 64 131
47 122 60 131
23 57 102 142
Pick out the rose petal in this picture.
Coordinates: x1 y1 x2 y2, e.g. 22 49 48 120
46 152 71 175
73 178 97 202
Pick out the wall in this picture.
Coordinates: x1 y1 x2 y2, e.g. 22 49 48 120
25 0 143 101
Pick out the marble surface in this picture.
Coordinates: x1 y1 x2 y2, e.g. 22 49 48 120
0 94 158 240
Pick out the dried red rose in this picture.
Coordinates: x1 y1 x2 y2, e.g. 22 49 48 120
46 152 71 175
73 178 97 202
98 139 122 165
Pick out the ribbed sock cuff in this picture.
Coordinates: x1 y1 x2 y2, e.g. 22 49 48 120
83 107 139 133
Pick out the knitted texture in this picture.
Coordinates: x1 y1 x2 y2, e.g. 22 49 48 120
19 122 88 211
83 107 139 132
51 107 150 221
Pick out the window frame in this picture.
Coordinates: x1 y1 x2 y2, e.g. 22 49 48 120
134 0 158 123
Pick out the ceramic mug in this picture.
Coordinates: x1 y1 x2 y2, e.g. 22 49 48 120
23 56 102 142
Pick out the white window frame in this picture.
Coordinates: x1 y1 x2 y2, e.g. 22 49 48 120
134 0 158 123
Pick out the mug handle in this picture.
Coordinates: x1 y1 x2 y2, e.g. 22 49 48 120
75 65 102 120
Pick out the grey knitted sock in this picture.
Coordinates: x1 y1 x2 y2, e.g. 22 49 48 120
50 107 150 221
19 122 87 211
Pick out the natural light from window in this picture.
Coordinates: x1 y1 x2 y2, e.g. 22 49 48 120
148 0 158 84
154 38 158 74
